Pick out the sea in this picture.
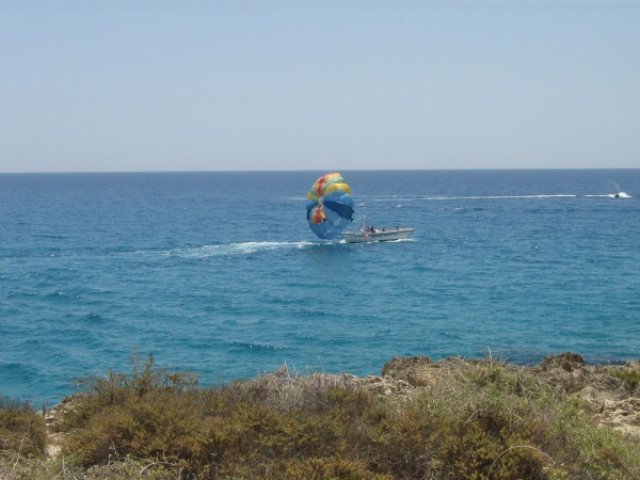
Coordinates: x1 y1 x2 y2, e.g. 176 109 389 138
1 169 639 406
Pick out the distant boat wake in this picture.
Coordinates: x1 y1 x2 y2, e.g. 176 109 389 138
365 193 632 202
425 194 577 200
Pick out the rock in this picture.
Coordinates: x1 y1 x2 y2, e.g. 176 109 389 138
381 356 435 386
382 356 431 376
625 360 640 371
596 397 640 437
539 352 586 372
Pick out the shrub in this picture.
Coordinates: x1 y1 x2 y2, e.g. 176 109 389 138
0 399 47 457
50 357 640 480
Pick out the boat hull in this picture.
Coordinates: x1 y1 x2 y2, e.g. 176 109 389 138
341 227 414 243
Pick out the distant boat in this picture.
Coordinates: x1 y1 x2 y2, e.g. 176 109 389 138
604 181 631 199
341 217 414 243
610 191 631 199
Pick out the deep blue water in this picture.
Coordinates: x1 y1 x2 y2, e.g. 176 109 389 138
1 170 639 406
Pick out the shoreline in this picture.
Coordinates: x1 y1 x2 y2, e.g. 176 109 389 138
42 352 640 437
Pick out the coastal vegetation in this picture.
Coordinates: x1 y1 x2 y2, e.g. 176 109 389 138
1 354 639 480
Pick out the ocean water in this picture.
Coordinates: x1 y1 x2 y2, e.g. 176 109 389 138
1 169 639 406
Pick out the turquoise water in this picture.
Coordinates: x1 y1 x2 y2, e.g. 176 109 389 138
1 170 639 406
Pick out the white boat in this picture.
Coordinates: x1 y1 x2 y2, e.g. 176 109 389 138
342 219 414 243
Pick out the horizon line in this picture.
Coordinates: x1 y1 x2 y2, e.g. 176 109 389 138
1 166 639 175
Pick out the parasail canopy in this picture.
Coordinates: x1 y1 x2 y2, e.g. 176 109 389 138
306 172 354 239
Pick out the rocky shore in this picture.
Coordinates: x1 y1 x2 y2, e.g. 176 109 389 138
377 352 640 438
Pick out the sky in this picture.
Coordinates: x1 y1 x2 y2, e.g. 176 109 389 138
1 0 639 173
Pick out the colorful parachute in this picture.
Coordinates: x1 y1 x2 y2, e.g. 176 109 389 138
306 172 355 239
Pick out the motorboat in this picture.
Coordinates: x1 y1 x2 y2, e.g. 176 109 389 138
341 220 414 243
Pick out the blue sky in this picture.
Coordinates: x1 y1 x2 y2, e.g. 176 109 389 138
1 1 639 172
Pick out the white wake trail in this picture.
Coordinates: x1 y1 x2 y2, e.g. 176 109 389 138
171 241 314 258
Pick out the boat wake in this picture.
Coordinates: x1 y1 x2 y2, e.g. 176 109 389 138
366 194 579 203
425 194 577 200
170 241 314 258
367 192 633 202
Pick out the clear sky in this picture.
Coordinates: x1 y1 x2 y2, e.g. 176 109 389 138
1 0 639 173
